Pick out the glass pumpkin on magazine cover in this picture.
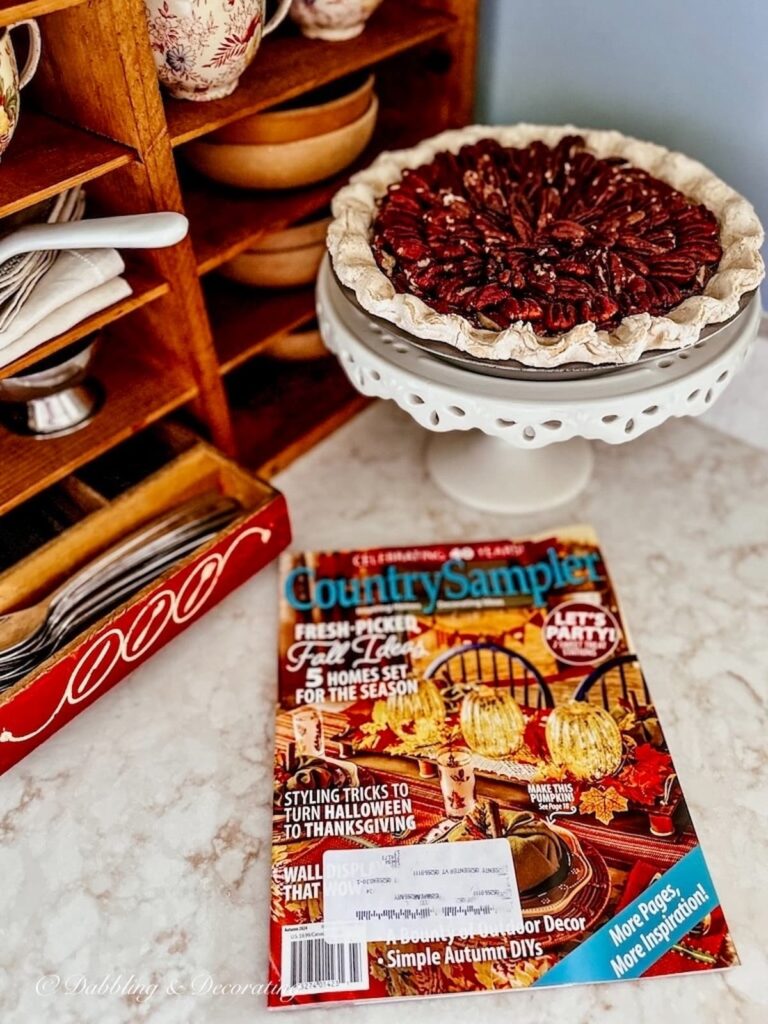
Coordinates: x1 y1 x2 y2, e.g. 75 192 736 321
545 700 623 780
386 679 445 744
459 685 525 758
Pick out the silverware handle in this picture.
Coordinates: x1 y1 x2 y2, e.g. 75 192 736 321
48 527 229 644
3 515 237 676
0 213 189 263
49 495 238 609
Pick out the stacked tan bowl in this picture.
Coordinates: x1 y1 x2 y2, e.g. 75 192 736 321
185 73 377 191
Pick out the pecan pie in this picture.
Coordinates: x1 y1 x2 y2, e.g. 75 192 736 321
328 125 764 366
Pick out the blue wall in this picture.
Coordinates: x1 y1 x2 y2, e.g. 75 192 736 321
476 0 767 291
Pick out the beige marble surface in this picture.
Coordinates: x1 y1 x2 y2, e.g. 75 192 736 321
1 357 768 1023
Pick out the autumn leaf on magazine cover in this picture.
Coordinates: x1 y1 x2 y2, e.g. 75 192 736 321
579 785 629 824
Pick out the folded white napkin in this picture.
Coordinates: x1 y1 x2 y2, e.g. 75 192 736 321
0 247 129 346
0 251 58 331
0 187 86 317
0 274 132 370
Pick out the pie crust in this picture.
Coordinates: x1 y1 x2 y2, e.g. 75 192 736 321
328 124 764 366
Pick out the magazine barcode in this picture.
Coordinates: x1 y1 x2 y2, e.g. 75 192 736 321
281 923 369 997
443 905 497 917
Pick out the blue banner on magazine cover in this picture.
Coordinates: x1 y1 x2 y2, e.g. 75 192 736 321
536 845 720 987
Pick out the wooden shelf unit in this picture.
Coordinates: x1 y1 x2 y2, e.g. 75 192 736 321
207 280 316 376
0 0 478 517
187 169 346 276
227 355 368 479
0 0 85 25
165 3 457 147
185 114 411 275
0 112 134 219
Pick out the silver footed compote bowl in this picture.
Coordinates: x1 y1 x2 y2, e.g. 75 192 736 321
0 336 102 436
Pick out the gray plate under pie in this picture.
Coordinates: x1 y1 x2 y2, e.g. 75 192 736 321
332 267 756 382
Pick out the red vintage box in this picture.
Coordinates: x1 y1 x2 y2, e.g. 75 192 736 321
0 442 290 774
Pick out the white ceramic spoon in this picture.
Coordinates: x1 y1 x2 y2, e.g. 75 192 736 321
0 212 189 264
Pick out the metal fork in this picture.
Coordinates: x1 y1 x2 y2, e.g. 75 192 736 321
0 494 240 686
31 503 238 644
0 507 236 669
0 521 232 689
0 493 238 656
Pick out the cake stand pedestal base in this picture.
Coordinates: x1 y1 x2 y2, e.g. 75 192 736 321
426 432 594 513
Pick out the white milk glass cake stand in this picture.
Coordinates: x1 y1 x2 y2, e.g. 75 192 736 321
317 257 762 513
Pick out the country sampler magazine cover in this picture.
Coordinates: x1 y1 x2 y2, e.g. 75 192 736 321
268 527 735 1007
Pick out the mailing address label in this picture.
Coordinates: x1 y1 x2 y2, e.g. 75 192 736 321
322 838 523 942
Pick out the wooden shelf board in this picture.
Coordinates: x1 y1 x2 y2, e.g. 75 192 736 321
0 112 134 220
227 356 367 477
0 265 169 379
0 0 86 24
0 336 198 516
166 2 455 147
207 279 316 375
258 391 367 479
187 172 341 276
185 117 412 275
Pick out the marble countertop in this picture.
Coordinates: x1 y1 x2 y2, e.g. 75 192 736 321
1 334 767 1024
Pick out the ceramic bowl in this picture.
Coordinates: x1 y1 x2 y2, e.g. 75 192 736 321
263 320 327 361
184 94 378 190
219 215 331 288
289 0 383 41
211 73 374 145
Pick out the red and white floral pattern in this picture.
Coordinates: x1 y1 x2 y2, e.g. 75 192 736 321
144 0 267 101
289 0 382 41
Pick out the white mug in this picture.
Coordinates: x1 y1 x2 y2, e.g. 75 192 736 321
0 20 42 159
144 0 292 102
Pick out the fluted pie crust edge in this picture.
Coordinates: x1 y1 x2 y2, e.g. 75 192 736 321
328 124 764 367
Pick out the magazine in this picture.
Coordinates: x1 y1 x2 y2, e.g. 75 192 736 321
268 526 736 1007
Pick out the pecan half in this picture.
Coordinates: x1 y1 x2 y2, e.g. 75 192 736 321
372 135 723 335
